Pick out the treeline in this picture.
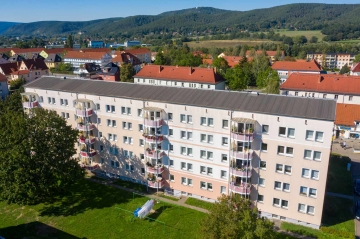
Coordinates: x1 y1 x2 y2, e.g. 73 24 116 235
322 24 360 41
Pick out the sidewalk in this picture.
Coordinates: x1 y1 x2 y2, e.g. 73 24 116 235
86 178 209 213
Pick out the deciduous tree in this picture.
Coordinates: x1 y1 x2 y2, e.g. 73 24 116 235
340 64 350 75
120 63 135 82
212 57 229 75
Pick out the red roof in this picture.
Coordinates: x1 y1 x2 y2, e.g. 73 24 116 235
43 48 72 54
122 48 150 55
0 73 7 82
280 73 360 95
202 58 213 65
272 60 322 71
134 65 225 84
112 52 141 65
77 48 111 53
0 62 20 75
0 48 19 53
10 70 30 75
12 48 45 54
220 56 253 68
22 59 49 70
335 103 360 126
64 51 109 60
351 62 360 73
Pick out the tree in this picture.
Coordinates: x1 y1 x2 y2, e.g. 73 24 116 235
354 54 360 63
212 57 229 75
0 107 84 204
225 65 248 91
9 77 26 91
283 36 294 46
55 63 73 73
309 36 318 43
120 63 135 82
293 35 308 45
65 34 74 48
340 64 350 75
256 67 280 94
201 195 276 239
153 51 166 65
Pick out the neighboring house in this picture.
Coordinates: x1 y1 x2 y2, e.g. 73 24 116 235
307 52 356 69
24 76 336 229
121 48 151 63
280 73 360 104
0 62 20 80
0 73 9 99
97 62 120 81
0 59 49 83
75 63 101 78
271 60 325 83
111 52 142 72
64 51 112 71
134 65 226 90
0 54 9 64
124 40 141 47
10 48 44 58
350 62 360 76
45 54 62 69
88 41 104 48
29 53 45 60
8 54 24 63
334 103 360 139
40 48 71 58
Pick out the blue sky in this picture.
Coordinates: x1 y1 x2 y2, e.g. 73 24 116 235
3 0 360 22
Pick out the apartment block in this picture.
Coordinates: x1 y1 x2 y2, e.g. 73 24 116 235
307 52 356 69
23 76 336 229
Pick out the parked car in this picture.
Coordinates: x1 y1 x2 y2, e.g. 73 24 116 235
354 179 360 195
356 201 360 220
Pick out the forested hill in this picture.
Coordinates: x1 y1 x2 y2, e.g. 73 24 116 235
0 22 21 34
3 4 360 37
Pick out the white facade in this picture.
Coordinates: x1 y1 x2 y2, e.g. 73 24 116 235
64 54 112 70
277 70 321 84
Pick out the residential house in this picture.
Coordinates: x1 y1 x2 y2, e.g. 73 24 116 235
8 54 24 63
45 54 62 69
111 52 142 72
10 48 44 58
307 52 356 69
97 62 120 81
334 104 360 139
134 65 226 90
76 63 101 78
0 62 20 80
64 50 112 71
0 54 9 64
24 76 336 229
120 48 151 63
350 62 360 76
11 59 49 82
280 73 360 104
271 60 325 83
40 48 71 59
88 41 104 48
0 73 9 99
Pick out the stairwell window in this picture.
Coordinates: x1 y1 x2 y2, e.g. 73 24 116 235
334 95 338 99
349 96 353 101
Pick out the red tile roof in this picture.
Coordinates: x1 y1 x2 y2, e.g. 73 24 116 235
351 62 360 73
111 52 141 65
202 58 213 65
43 48 72 54
280 73 360 95
218 56 253 68
0 48 19 53
22 59 49 70
335 103 360 126
134 65 225 84
0 62 20 75
10 70 30 75
122 48 150 55
0 73 7 82
12 48 45 54
64 51 109 60
272 60 322 71
77 48 112 53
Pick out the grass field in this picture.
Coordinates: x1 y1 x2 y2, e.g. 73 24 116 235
0 180 206 239
185 198 214 210
335 39 360 43
326 153 353 195
187 39 280 48
274 29 325 40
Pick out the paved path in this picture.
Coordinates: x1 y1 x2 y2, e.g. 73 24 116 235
86 178 209 213
326 192 353 200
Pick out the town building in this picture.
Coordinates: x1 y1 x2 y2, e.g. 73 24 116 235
334 103 360 139
350 62 360 76
10 48 45 58
8 54 24 63
271 60 324 83
97 62 120 82
0 59 49 82
306 52 356 69
0 73 9 99
124 40 141 47
64 50 112 71
134 65 226 90
88 41 105 48
40 48 71 59
115 48 151 64
23 76 335 229
111 52 142 72
44 54 62 69
280 73 360 105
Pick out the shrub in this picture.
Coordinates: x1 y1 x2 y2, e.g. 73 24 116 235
323 203 339 217
320 226 354 239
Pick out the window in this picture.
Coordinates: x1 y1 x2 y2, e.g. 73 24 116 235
96 103 100 110
258 194 264 202
315 132 323 142
349 96 353 101
260 161 266 169
39 96 43 102
187 148 193 156
108 134 113 141
207 151 213 160
298 204 306 213
51 98 55 104
107 119 111 126
304 150 312 159
274 181 281 190
273 198 280 206
111 161 115 167
309 188 317 197
200 181 206 189
111 105 115 113
311 170 319 180
261 143 268 151
334 95 338 99
277 146 285 154
295 92 298 96
207 167 213 175
287 128 295 138
222 120 229 128
221 170 227 178
122 122 127 129
169 159 174 167
207 135 213 144
187 178 193 186
276 164 283 172
283 183 290 192
323 94 327 98
300 186 308 196
302 168 310 178
281 200 288 208
181 162 186 170
113 134 117 141
279 127 286 136
121 107 126 114
181 177 187 185
187 115 192 124
167 112 173 120
307 206 315 215
139 124 143 131
123 136 128 144
115 162 120 168
127 107 131 115
200 134 206 142
112 120 116 127
180 114 186 123
207 183 213 191
200 150 206 158
285 165 292 174
313 151 321 161
221 154 228 162
200 117 206 125
127 123 132 130
100 145 104 152
208 118 214 126
98 131 103 138
221 186 226 194
106 105 110 112
169 144 173 151
306 130 314 140
262 125 269 134
181 131 186 139
200 166 206 174
286 147 294 155
187 163 193 171
259 178 265 186
60 99 64 105
187 132 193 140
181 147 186 155
137 109 142 117
169 129 173 136
139 139 144 146
222 137 228 146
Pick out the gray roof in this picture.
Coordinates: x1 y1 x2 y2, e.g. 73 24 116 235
24 76 336 121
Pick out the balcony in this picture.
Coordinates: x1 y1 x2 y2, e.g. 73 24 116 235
230 167 252 178
230 149 254 160
75 109 93 117
229 183 251 195
22 101 39 108
79 136 96 144
231 132 254 141
147 179 164 189
77 124 95 131
146 165 165 174
144 119 163 127
143 134 164 143
80 150 97 158
145 149 164 159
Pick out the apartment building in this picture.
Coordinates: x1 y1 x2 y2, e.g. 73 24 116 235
23 76 335 229
307 52 356 69
113 48 151 64
280 73 360 104
64 51 112 72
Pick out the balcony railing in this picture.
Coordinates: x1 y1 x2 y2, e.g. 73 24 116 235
143 134 164 143
230 150 254 160
230 167 252 177
144 119 163 127
231 132 254 141
145 149 164 159
75 109 93 117
147 179 164 188
80 150 97 158
22 101 39 108
146 165 165 174
77 124 95 131
79 136 96 144
229 183 251 195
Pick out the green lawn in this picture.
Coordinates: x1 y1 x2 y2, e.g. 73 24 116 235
326 154 353 195
113 179 148 193
0 180 206 239
185 197 214 210
281 195 354 239
273 29 325 40
157 194 180 201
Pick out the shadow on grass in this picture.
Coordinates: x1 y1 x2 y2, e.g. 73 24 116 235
0 221 85 239
39 179 133 217
322 195 353 228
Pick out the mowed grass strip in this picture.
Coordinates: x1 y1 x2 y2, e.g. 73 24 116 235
0 180 206 239
187 39 280 48
185 197 214 210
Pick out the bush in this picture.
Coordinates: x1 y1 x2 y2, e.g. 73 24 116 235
323 203 339 217
320 226 354 239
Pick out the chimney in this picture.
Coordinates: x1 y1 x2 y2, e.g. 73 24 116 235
318 75 323 83
176 65 178 68
159 65 161 73
189 67 192 75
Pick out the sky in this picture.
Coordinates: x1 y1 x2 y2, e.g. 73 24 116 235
2 0 360 23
